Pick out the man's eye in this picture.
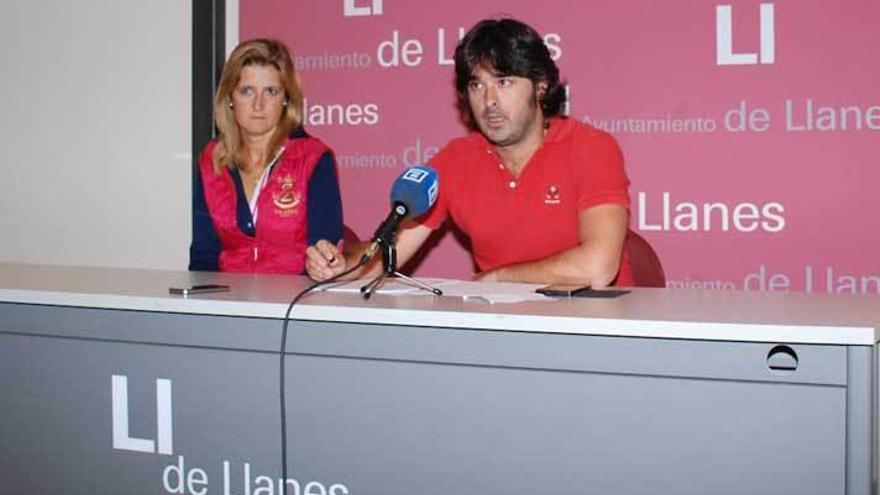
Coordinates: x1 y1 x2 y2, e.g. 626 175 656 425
468 81 483 91
498 78 512 87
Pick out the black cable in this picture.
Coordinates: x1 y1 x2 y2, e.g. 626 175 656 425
279 258 369 495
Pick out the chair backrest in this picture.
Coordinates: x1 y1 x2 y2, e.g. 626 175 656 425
342 225 360 249
625 229 666 288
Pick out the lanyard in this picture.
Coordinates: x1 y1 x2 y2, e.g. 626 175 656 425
248 146 286 226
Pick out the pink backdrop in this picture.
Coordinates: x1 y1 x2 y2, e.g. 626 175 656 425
241 0 880 293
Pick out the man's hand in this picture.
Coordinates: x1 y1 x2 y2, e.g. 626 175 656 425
472 269 499 282
306 240 346 281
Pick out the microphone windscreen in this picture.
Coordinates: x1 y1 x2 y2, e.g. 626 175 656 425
389 165 439 218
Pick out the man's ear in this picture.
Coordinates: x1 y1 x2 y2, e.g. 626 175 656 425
536 81 548 98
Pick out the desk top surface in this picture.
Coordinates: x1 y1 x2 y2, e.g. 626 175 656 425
1 263 878 345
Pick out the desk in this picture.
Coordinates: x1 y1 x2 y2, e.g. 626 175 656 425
0 263 877 494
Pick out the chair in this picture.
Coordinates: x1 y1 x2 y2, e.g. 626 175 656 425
341 225 360 250
625 229 666 287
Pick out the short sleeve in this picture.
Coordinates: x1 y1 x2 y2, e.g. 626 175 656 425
574 130 630 211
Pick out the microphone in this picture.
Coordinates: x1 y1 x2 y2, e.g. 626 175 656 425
361 165 439 263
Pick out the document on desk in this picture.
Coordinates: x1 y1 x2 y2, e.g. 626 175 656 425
319 278 451 295
320 278 550 304
441 280 550 304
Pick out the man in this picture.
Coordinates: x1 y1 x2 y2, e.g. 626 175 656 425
307 17 633 287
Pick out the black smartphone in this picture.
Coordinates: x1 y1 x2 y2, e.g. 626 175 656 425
535 284 630 298
535 284 590 297
169 284 231 296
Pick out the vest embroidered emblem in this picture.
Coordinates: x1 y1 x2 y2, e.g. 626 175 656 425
544 185 561 205
273 174 300 217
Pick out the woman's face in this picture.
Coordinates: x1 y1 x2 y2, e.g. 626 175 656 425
231 64 286 140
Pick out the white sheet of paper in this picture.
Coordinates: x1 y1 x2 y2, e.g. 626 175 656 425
319 278 452 295
321 278 551 304
439 280 551 303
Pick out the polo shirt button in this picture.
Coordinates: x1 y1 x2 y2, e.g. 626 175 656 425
508 180 517 189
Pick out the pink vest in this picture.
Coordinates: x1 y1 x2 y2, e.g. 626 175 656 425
199 137 328 274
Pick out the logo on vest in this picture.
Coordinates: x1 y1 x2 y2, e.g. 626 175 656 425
544 185 561 205
272 174 301 217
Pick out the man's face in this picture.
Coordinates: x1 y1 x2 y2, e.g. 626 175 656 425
466 65 543 148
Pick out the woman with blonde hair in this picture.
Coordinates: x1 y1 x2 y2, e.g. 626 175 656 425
189 39 342 273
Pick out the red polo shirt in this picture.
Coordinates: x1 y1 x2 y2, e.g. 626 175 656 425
420 117 633 285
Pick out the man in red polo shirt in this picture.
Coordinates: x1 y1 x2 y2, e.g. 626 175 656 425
307 17 632 287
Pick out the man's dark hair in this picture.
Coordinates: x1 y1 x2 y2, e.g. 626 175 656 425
454 18 565 128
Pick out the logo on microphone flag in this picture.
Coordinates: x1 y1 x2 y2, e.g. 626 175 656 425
428 179 439 204
401 168 430 183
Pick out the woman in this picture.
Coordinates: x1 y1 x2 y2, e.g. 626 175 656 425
189 39 343 274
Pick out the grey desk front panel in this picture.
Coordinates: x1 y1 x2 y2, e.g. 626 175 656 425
0 303 849 386
0 303 869 495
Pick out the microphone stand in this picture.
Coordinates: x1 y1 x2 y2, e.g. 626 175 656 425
360 234 444 300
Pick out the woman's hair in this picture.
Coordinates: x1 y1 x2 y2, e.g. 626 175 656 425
212 39 303 173
454 18 565 129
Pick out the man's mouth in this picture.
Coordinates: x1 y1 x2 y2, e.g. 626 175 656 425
483 112 506 126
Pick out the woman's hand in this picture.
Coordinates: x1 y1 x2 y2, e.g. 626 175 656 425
306 240 346 281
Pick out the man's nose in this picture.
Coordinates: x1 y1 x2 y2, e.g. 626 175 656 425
484 86 499 108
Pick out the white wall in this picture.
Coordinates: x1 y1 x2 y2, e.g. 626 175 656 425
227 0 239 56
0 1 191 270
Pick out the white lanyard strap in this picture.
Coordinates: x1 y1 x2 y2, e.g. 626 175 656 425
248 146 286 225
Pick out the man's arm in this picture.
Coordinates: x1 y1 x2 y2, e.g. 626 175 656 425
474 204 628 287
306 220 434 281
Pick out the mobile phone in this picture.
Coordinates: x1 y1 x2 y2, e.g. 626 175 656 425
535 284 590 297
536 284 630 298
169 284 230 296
